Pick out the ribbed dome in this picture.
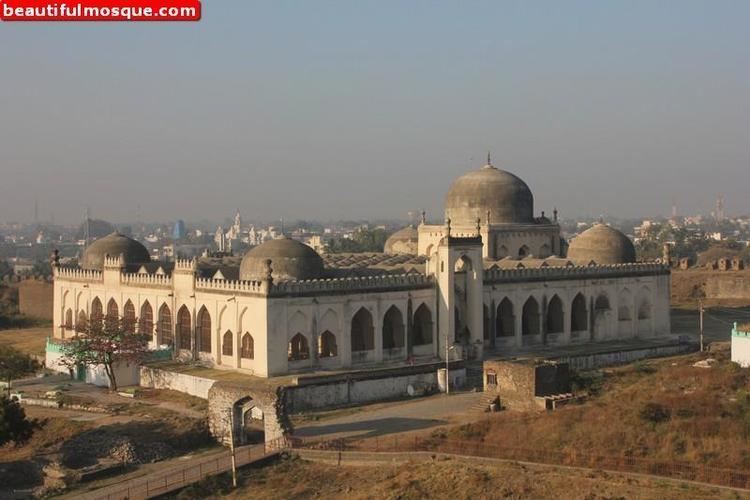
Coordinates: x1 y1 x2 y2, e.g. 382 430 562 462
384 226 418 255
81 232 151 271
240 237 324 281
567 224 636 265
445 163 534 225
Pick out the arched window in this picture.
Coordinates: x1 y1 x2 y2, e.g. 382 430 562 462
319 331 337 357
123 300 136 333
351 307 374 352
177 306 191 350
241 333 254 359
91 297 103 324
522 297 540 336
412 304 433 346
106 298 119 323
197 306 212 353
77 310 87 331
140 301 154 337
546 295 564 334
64 309 73 329
496 298 514 337
638 300 651 320
595 295 611 311
497 245 509 259
382 306 404 349
454 255 472 272
158 304 173 346
571 293 588 331
222 331 233 356
539 243 551 258
288 333 310 361
518 245 530 258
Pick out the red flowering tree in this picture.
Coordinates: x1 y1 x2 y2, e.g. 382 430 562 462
61 315 150 391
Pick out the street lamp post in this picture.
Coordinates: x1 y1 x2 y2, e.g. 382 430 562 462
445 333 456 396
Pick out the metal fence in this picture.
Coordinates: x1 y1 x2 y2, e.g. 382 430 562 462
292 435 750 491
82 437 288 500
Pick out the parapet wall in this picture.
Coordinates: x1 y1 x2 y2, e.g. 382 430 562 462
271 273 434 297
484 262 669 284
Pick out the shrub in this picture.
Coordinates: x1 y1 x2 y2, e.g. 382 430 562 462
639 402 671 424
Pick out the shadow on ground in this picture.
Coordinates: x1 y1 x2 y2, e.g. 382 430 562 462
294 416 446 439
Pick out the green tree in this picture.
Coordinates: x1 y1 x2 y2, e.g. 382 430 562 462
0 396 36 446
0 346 38 392
61 317 150 391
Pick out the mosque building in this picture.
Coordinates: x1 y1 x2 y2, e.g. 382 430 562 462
52 158 671 378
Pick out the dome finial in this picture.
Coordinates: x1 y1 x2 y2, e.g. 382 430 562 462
487 151 491 166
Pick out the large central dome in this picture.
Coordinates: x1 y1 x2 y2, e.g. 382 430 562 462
240 237 324 282
445 161 534 225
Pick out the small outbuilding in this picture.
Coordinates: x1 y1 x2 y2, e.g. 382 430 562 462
483 359 572 410
732 323 750 368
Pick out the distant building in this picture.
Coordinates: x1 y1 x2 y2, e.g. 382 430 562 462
172 220 186 240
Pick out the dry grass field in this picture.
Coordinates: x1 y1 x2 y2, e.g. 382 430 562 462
171 455 746 500
0 326 50 356
421 352 750 472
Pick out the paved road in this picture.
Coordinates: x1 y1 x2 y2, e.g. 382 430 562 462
295 392 485 441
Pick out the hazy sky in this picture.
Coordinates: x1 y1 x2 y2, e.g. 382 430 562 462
1 1 748 225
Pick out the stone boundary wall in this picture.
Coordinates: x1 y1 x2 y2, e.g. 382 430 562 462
550 342 697 371
139 366 216 399
705 275 750 300
284 367 467 413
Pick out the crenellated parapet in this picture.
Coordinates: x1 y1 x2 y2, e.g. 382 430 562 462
103 254 125 269
195 277 266 295
270 272 434 297
174 258 197 272
54 266 103 283
484 262 669 284
121 272 172 288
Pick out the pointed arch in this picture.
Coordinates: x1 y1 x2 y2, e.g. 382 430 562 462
177 305 191 350
518 245 530 258
106 298 119 322
618 289 633 321
91 297 103 324
497 245 509 259
496 298 514 337
241 333 254 359
288 333 310 361
522 297 540 336
123 300 136 333
454 255 473 272
77 310 87 331
412 303 433 346
595 294 611 311
539 243 551 258
319 331 337 358
351 307 374 352
546 295 564 334
571 293 588 331
222 330 233 356
140 301 154 337
64 308 73 330
638 299 651 320
382 305 405 349
197 306 212 353
158 304 173 346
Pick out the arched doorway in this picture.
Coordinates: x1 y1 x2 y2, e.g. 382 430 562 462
351 308 374 362
496 298 514 338
382 306 405 359
546 295 564 335
522 297 540 337
571 293 588 335
232 397 264 445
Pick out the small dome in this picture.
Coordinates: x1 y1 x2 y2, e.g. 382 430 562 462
445 162 534 225
384 226 418 255
81 232 151 270
240 237 324 281
567 224 636 265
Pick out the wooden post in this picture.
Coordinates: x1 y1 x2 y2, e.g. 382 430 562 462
228 409 237 488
